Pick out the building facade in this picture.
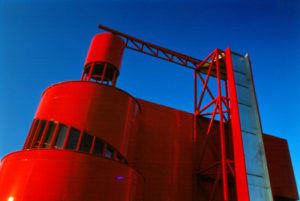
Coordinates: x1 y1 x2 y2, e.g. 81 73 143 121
0 30 298 201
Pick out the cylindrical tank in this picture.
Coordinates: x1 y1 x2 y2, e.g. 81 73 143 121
82 33 126 84
85 33 125 70
34 81 140 157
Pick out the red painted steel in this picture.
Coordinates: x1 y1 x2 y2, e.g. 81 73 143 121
216 50 229 201
193 49 250 201
98 25 227 79
225 48 250 201
0 26 298 201
84 32 125 69
0 150 143 201
194 50 229 201
0 94 298 201
35 81 140 157
130 99 298 201
82 33 126 85
93 30 245 201
133 100 194 201
98 25 200 70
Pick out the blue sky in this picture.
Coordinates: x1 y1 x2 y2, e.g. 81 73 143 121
0 0 299 193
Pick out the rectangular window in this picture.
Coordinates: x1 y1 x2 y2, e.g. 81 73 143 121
105 146 114 159
54 124 68 149
42 121 57 148
24 119 39 149
79 133 93 153
32 120 46 148
65 128 80 150
92 138 104 156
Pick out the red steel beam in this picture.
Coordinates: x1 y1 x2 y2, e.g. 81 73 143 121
98 25 227 79
98 24 200 70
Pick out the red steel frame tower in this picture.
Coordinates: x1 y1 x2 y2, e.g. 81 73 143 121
97 25 273 201
194 49 250 201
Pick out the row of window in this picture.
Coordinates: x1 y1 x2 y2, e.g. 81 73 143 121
81 62 118 85
24 119 127 164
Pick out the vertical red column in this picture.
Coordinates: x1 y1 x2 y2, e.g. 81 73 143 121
225 48 250 201
216 50 229 201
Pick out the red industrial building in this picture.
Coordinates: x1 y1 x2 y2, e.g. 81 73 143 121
0 25 298 201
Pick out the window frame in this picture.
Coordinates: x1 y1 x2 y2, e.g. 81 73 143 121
30 120 46 148
53 124 68 149
23 119 128 165
65 127 81 151
24 119 39 149
41 121 58 148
